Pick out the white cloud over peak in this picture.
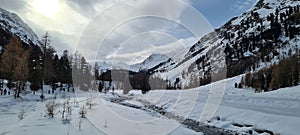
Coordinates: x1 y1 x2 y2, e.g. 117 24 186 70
232 0 257 12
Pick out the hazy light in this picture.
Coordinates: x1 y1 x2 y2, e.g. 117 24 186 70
32 0 60 18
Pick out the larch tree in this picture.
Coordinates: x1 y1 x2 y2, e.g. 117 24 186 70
0 35 29 98
1 36 24 80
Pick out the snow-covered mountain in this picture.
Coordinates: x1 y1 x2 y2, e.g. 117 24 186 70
0 8 40 46
96 61 131 72
130 53 172 72
96 53 172 73
149 0 300 87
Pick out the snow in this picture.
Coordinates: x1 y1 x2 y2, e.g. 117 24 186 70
1 75 300 134
88 97 200 135
0 88 202 135
111 75 300 135
96 61 131 72
231 16 244 26
97 53 172 72
0 93 100 135
2 0 300 134
130 53 171 72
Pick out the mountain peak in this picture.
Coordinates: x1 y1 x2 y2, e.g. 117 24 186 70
129 53 171 72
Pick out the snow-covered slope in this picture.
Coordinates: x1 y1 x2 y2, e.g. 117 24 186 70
0 8 40 46
130 53 172 72
150 0 300 86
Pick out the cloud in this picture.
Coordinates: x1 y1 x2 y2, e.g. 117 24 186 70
0 0 90 54
0 0 214 63
65 0 98 18
232 0 257 12
0 0 28 12
76 0 213 63
104 31 187 64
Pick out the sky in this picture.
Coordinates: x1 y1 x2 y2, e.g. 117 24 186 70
0 0 257 64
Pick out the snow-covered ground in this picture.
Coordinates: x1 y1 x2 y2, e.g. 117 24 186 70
0 87 201 135
1 75 300 135
0 91 104 135
110 75 300 135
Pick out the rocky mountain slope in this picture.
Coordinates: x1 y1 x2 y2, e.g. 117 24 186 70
0 8 40 52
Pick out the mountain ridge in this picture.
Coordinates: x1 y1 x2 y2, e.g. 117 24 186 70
0 8 40 46
147 0 300 88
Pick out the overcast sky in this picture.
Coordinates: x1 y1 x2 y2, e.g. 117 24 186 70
0 0 257 64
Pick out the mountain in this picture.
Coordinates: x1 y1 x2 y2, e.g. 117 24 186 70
130 53 172 72
96 61 131 72
149 0 300 87
0 8 40 48
96 53 172 73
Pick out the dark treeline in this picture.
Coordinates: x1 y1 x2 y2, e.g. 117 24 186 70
96 69 168 94
241 54 299 92
0 33 92 98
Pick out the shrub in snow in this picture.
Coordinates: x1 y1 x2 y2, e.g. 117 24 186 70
79 105 87 118
62 114 71 124
45 100 58 117
18 109 25 120
104 120 108 128
86 96 96 109
73 99 79 108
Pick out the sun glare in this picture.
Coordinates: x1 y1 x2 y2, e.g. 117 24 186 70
32 0 60 18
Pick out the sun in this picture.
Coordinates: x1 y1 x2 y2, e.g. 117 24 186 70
32 0 60 18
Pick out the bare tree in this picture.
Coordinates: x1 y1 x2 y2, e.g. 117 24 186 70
45 100 58 117
73 99 79 107
62 102 66 120
66 98 72 114
86 96 96 109
78 118 83 130
62 98 72 120
79 105 87 118
61 98 72 124
18 109 25 120
62 113 71 124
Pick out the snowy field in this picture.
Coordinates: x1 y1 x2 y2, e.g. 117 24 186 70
0 88 201 135
0 75 300 135
111 75 300 135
